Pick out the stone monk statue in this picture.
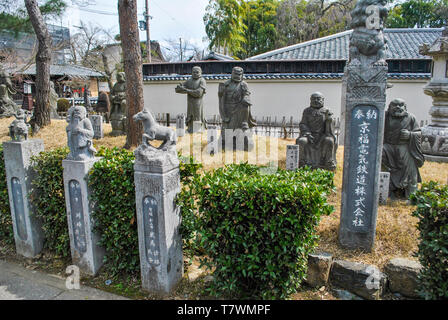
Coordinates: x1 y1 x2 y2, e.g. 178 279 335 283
382 98 425 199
175 66 206 133
296 92 337 171
110 72 127 136
218 66 256 131
66 106 97 161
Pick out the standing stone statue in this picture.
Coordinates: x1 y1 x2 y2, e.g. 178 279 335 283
95 91 110 123
382 98 425 199
218 66 256 150
175 66 206 133
49 81 59 119
110 72 127 136
66 106 97 161
0 68 18 118
296 92 337 170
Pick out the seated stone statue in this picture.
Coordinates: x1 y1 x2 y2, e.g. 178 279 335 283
66 106 97 161
110 72 127 136
296 92 337 170
382 98 425 199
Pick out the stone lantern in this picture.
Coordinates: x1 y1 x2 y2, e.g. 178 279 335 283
419 27 448 162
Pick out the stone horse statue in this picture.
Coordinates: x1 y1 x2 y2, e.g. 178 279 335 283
133 109 177 150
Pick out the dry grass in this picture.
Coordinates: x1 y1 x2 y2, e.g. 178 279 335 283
1 117 447 270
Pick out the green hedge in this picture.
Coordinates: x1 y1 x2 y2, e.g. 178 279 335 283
30 147 70 257
0 145 14 245
410 181 448 300
176 164 335 299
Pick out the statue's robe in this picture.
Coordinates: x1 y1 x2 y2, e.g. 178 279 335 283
181 77 206 131
298 106 336 168
219 80 256 130
382 111 425 192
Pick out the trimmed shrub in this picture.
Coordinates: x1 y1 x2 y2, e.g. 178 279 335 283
0 144 14 245
30 147 70 257
176 163 335 299
89 147 138 275
57 98 70 112
410 181 448 300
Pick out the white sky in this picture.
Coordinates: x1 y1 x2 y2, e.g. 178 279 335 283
55 0 210 53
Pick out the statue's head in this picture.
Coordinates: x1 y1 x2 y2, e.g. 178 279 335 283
388 98 408 118
231 67 244 83
192 66 202 79
117 72 125 82
310 92 324 109
72 106 87 120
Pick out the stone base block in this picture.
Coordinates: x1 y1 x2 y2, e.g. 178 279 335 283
4 140 45 258
62 158 105 276
330 260 387 300
384 258 422 298
305 252 333 287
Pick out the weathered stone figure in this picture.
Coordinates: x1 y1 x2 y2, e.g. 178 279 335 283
218 67 256 131
66 106 97 161
296 92 337 170
175 66 206 133
110 72 127 136
9 109 30 141
49 81 59 119
0 67 16 100
382 98 425 199
349 0 388 66
0 84 18 118
96 91 110 122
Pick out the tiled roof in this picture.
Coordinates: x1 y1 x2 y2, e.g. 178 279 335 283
247 28 443 61
22 64 104 77
143 72 430 82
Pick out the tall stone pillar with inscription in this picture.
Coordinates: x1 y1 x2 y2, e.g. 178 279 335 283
4 113 44 257
133 108 183 294
419 27 448 162
62 106 104 275
339 0 389 252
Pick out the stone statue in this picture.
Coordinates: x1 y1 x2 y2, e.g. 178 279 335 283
439 139 448 152
175 66 206 133
349 0 388 66
382 98 425 199
218 67 256 131
9 109 30 141
133 108 177 150
422 137 431 152
296 92 337 171
95 91 110 122
110 72 127 136
49 81 59 119
0 68 18 118
66 105 97 161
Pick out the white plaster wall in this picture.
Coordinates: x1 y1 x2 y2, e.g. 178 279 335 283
143 78 433 124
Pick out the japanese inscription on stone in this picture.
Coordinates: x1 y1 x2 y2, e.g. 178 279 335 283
69 180 87 253
347 106 379 232
143 196 160 266
11 177 27 241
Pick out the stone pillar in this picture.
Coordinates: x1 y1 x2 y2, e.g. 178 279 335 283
62 158 105 276
134 146 183 294
286 145 299 171
89 115 103 140
3 140 44 258
419 28 448 162
339 63 388 252
176 114 185 137
378 172 390 205
207 125 219 155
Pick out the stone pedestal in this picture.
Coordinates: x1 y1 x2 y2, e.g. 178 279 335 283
89 115 103 139
134 145 183 294
3 140 44 258
339 64 388 252
419 29 448 162
286 145 299 171
62 158 105 276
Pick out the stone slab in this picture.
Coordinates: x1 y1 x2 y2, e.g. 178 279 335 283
207 126 219 155
384 258 422 298
3 139 45 258
286 145 299 171
330 260 387 300
378 172 390 205
305 252 333 287
62 158 105 276
89 115 104 140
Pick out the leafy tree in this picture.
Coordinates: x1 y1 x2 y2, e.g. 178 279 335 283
386 0 448 28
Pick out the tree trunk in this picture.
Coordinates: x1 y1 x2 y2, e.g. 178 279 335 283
118 0 143 149
24 0 51 133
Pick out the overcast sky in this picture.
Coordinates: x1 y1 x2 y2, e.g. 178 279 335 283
56 0 210 53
